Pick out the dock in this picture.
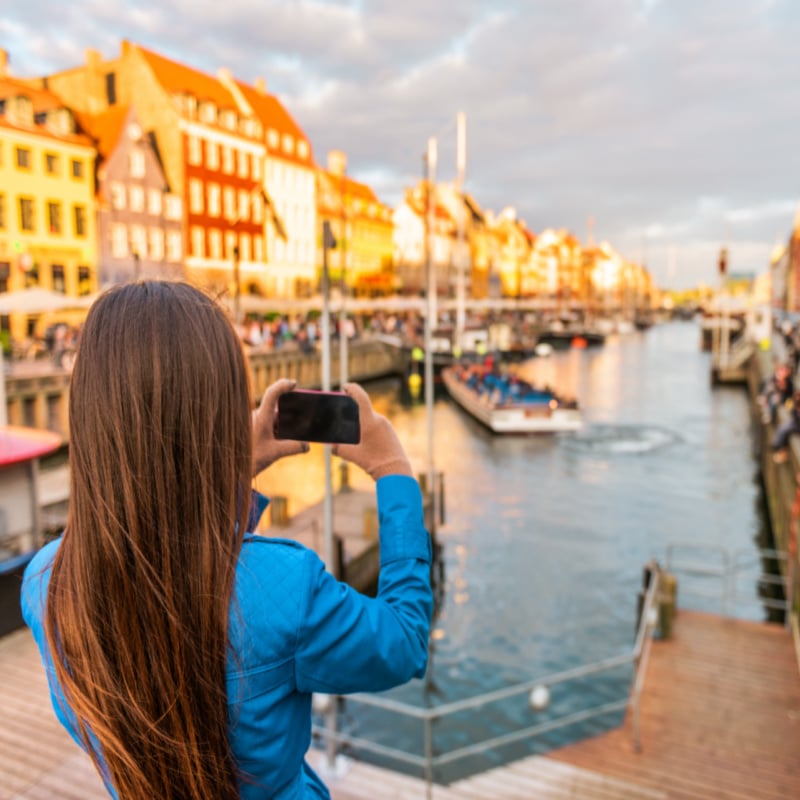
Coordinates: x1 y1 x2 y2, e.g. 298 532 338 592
2 605 797 799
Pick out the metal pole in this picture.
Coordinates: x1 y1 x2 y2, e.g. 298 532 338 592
321 220 337 768
338 175 350 487
425 137 437 507
455 112 467 348
233 245 241 327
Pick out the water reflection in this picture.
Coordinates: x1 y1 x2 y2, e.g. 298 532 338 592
268 321 775 778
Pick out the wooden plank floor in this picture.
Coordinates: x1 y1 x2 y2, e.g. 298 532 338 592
549 610 800 800
3 607 798 799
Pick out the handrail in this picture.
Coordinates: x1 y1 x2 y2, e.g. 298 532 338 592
313 558 665 794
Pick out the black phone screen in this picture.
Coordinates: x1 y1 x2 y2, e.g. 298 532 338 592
276 390 361 444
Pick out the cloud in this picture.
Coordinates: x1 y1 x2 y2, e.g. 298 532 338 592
3 0 799 289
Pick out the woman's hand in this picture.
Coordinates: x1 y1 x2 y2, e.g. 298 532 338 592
332 383 413 480
252 379 309 475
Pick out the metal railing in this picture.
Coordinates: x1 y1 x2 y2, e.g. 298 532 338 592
665 541 790 619
312 569 663 796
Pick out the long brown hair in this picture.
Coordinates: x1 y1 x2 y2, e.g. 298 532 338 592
45 281 252 799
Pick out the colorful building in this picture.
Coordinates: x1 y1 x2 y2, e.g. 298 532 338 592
0 53 97 341
228 76 317 298
317 151 395 297
42 43 267 302
76 105 183 286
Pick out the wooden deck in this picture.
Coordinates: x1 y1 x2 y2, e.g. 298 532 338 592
2 608 798 799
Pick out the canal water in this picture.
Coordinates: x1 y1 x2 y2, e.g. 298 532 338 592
263 318 772 781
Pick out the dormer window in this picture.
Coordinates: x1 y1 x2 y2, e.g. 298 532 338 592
199 101 217 124
221 109 237 130
298 141 309 159
267 128 279 149
282 134 294 155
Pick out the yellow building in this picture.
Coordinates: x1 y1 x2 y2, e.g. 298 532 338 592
317 151 395 296
0 60 97 341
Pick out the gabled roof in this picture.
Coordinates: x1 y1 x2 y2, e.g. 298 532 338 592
74 105 130 158
134 43 238 110
0 76 62 112
234 80 312 166
318 169 392 223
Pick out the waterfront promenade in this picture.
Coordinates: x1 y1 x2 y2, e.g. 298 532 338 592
2 604 797 799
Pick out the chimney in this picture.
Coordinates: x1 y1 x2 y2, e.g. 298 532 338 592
217 67 232 82
254 77 267 95
327 150 347 177
0 49 8 78
85 48 102 71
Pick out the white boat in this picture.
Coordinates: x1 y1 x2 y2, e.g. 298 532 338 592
441 366 583 434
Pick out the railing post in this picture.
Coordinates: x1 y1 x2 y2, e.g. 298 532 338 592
424 716 433 800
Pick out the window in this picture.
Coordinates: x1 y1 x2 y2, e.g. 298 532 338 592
222 146 234 174
110 182 126 210
238 189 250 220
47 201 62 234
166 231 182 262
191 226 205 258
199 102 216 124
16 147 31 169
225 231 237 259
111 223 128 258
240 232 251 262
282 134 294 155
0 194 5 230
207 142 219 170
71 159 84 179
252 193 263 224
189 179 204 214
77 266 91 296
149 228 164 260
209 229 222 259
130 225 147 259
73 204 87 237
165 195 182 220
223 187 235 220
254 236 264 262
45 153 59 174
267 129 279 149
148 189 162 215
298 141 309 160
130 150 145 178
51 264 65 293
252 155 261 181
0 261 9 292
105 72 117 105
19 197 34 231
129 186 145 213
208 183 221 217
237 151 249 178
188 135 202 165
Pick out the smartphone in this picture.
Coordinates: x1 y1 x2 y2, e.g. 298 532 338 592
276 390 361 444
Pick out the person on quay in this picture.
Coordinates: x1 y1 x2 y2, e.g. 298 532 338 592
21 280 433 800
772 389 800 464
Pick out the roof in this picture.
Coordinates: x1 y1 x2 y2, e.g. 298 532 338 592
134 44 238 110
74 105 130 158
0 77 63 113
317 169 393 223
234 80 313 166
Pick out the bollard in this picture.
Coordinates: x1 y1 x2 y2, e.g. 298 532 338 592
658 572 678 639
363 506 378 541
270 495 290 526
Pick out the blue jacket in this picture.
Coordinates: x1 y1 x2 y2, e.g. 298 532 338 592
21 475 433 799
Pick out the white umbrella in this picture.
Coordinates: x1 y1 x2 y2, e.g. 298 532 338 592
0 288 79 315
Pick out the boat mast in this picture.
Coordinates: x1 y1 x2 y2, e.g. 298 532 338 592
455 112 467 348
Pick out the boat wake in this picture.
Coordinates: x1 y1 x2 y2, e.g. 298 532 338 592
562 423 680 455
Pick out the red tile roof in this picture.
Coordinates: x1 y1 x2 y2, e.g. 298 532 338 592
0 77 63 113
74 105 130 158
234 80 313 166
134 43 238 109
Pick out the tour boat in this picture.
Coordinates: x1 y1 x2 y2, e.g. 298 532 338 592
441 365 583 434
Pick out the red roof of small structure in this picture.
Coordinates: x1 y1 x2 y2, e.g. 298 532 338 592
0 426 62 467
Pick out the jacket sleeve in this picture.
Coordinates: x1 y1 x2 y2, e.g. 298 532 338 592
293 475 433 694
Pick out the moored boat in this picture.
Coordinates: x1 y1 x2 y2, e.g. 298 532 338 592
441 365 583 434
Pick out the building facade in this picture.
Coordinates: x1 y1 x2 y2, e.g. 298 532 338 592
78 105 183 286
0 61 97 340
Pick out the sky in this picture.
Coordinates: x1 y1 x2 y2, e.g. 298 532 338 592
2 0 799 290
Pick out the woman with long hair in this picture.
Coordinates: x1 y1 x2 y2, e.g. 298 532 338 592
22 281 432 799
